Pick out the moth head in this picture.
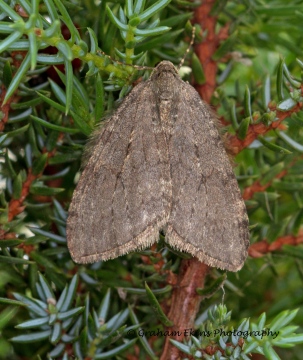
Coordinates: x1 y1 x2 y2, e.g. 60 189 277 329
150 61 179 100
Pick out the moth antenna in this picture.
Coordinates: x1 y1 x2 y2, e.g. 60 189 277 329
96 49 153 70
97 27 195 73
178 26 196 70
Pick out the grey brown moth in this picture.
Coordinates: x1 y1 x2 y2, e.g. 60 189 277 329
66 61 250 272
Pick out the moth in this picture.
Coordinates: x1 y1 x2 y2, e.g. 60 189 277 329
66 61 250 272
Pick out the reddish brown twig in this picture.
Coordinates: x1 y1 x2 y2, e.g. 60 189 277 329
0 85 19 132
228 103 302 155
161 2 303 357
0 143 62 242
0 166 40 241
160 259 210 360
7 148 59 223
161 2 220 358
193 0 221 103
249 231 303 258
243 156 300 200
7 168 38 222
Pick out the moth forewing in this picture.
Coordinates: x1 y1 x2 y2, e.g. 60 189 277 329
66 61 249 271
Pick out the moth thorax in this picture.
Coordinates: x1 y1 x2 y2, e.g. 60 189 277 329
152 72 177 101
